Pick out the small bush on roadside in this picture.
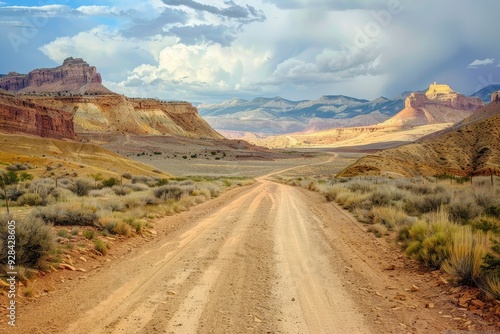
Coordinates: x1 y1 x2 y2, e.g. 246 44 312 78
369 206 408 230
367 223 388 238
405 214 457 268
0 215 54 269
33 204 99 226
82 229 95 240
93 239 109 255
104 220 131 236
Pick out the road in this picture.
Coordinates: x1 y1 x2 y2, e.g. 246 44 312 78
15 172 447 333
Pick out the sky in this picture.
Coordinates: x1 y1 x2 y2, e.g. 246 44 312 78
0 0 499 104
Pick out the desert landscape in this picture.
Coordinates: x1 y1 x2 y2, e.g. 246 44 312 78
1 1 500 334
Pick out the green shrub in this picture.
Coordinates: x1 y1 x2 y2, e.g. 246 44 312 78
471 216 500 234
0 215 53 268
83 229 95 240
405 218 457 268
33 204 99 226
93 239 109 255
102 177 120 188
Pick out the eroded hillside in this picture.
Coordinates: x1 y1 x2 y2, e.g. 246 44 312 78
338 101 500 177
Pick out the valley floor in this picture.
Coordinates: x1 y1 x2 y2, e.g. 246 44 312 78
7 160 488 334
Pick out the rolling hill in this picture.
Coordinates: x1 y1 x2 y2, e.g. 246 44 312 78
338 101 500 177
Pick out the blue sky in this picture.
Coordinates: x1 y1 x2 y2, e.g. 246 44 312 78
0 0 499 103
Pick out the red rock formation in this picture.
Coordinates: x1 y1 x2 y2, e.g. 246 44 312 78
0 91 76 140
0 58 112 95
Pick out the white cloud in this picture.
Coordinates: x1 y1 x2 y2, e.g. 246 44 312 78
76 6 121 16
0 4 72 15
467 58 495 69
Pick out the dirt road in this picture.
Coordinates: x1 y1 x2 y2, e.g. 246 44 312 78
14 174 451 333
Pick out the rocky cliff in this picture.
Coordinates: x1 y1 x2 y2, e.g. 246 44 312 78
0 58 112 95
380 84 483 127
0 91 76 140
23 95 223 139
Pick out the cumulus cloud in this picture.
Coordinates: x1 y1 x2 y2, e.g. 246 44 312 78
467 58 495 69
163 0 264 20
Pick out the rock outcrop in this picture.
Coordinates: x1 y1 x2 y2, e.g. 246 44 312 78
491 91 500 102
380 83 483 127
0 91 76 140
0 58 112 95
22 95 224 139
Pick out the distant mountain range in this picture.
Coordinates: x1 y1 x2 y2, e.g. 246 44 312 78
199 94 410 135
471 84 500 103
199 85 500 135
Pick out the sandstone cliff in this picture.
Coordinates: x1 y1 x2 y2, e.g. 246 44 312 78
0 90 76 140
24 95 223 139
0 58 112 95
380 84 483 127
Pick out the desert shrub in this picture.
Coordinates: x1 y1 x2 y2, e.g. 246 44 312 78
17 193 45 206
141 196 159 206
154 184 193 200
124 183 149 192
471 216 500 234
89 188 114 197
29 178 55 199
103 200 126 212
486 206 500 218
104 220 131 236
122 173 132 180
369 190 392 206
82 229 95 240
123 197 142 209
404 192 451 215
367 223 388 238
324 188 340 202
112 186 131 196
102 177 120 188
369 206 408 230
70 179 92 197
479 272 500 299
33 204 99 226
131 175 153 184
442 226 490 285
124 218 146 235
50 188 74 202
448 197 483 224
405 214 457 268
93 239 109 255
6 162 31 171
474 189 500 210
0 215 53 269
346 181 374 194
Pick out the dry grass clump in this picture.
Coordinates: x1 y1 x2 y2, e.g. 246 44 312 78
369 206 408 230
93 239 110 255
442 226 490 285
89 188 114 197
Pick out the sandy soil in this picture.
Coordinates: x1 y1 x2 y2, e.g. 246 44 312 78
5 160 493 333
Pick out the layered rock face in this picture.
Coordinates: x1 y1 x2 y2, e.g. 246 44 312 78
0 58 112 95
24 95 223 139
0 91 76 140
381 83 483 127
